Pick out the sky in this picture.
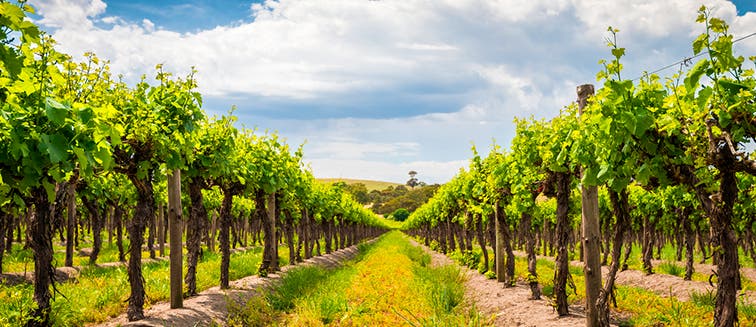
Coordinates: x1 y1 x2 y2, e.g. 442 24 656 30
27 0 756 184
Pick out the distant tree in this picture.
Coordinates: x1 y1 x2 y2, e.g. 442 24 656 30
345 183 369 204
373 184 440 215
389 208 410 222
392 185 408 196
407 170 420 189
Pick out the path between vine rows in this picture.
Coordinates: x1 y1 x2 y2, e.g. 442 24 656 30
411 240 588 327
93 245 364 327
92 236 600 327
514 250 756 304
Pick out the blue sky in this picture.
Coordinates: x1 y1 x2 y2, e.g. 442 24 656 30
29 0 756 183
100 0 260 31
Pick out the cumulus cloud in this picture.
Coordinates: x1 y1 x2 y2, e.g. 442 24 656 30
27 0 756 183
306 158 468 184
33 0 106 29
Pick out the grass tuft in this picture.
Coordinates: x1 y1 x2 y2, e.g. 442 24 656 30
690 290 716 308
659 261 685 277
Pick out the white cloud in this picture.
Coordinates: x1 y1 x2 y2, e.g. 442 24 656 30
307 139 420 160
572 0 736 39
307 158 467 184
142 18 155 32
33 0 106 29
28 0 756 184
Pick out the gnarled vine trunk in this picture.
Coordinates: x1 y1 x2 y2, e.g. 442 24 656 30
113 204 126 262
126 174 154 321
82 197 103 264
494 201 515 286
258 191 278 275
186 179 208 295
219 187 234 288
27 187 55 327
521 211 540 300
554 171 571 316
597 188 630 326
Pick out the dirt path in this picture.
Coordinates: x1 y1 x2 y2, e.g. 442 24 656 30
411 240 587 327
92 244 366 327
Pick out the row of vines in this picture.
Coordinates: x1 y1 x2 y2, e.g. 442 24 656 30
0 3 387 326
403 8 756 327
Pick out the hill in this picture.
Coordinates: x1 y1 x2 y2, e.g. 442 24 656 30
316 178 401 192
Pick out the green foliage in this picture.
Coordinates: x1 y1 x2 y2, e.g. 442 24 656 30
389 208 410 222
372 184 439 215
449 250 481 271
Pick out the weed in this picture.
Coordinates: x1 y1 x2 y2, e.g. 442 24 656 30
402 242 431 267
227 294 277 327
739 299 756 320
659 261 685 277
690 290 716 308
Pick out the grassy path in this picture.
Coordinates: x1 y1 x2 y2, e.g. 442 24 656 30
238 231 488 326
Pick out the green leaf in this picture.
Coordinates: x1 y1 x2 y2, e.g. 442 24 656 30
620 111 636 135
692 34 708 55
685 59 709 92
611 47 626 59
718 80 748 95
42 179 55 202
95 147 113 171
582 166 599 186
634 111 654 137
40 133 69 163
76 107 94 124
697 87 713 109
636 163 652 185
45 98 68 125
657 114 679 133
718 110 732 128
597 164 611 182
73 147 88 171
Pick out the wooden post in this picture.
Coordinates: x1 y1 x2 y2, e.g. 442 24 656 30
494 201 506 283
65 183 76 267
578 84 601 327
168 170 183 309
158 203 165 257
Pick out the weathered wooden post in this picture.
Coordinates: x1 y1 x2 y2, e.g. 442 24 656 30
577 84 601 327
168 170 183 308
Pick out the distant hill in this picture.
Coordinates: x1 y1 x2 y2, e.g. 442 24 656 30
316 178 401 192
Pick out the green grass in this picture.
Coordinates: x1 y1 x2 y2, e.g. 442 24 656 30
659 261 685 277
232 232 490 326
0 243 272 326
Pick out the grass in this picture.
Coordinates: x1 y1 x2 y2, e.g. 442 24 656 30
659 261 685 277
0 242 277 326
231 231 490 326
